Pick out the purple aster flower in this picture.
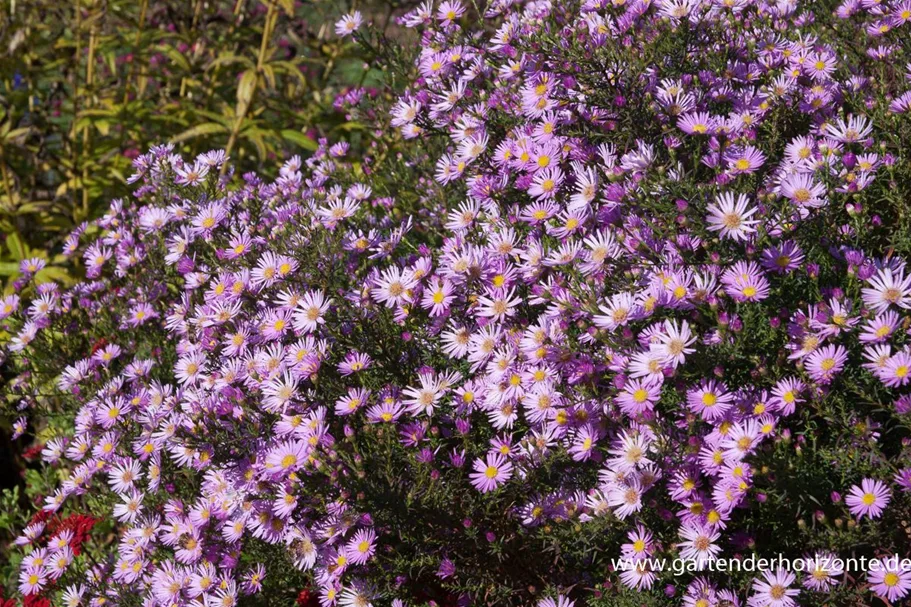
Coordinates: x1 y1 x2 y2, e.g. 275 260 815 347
868 557 911 602
845 478 891 519
469 453 513 493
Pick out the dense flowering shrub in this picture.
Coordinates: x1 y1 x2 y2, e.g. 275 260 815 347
3 0 911 606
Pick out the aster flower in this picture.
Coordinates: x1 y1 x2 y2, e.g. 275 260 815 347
476 288 521 323
761 240 804 272
724 145 766 174
469 452 513 493
421 277 455 316
826 114 873 143
371 266 416 308
19 566 47 595
721 261 769 302
845 478 891 519
616 377 661 416
804 344 848 384
538 595 575 607
779 173 827 207
335 11 364 36
345 529 377 565
606 479 644 519
678 111 716 135
875 350 911 387
338 351 372 376
402 374 443 416
706 193 759 241
687 379 733 421
868 557 911 602
859 310 899 343
802 552 843 591
677 523 721 565
861 266 911 312
895 468 911 492
265 440 309 477
750 568 799 607
293 290 332 334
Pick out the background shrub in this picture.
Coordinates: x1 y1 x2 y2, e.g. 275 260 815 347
0 0 389 285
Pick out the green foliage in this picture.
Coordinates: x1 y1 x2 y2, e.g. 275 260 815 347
0 0 394 288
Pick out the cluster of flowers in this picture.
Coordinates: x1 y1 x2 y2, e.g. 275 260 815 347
3 0 911 605
385 0 911 602
4 145 399 607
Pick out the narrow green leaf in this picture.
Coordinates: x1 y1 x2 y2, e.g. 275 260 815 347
280 129 318 151
170 122 229 144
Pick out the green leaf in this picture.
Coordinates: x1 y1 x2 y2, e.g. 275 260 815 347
34 266 71 285
207 54 255 72
5 232 26 261
2 127 32 143
155 44 191 73
170 122 229 144
279 129 318 151
235 70 259 118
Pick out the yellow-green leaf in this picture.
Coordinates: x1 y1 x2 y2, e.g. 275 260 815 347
280 129 318 151
171 122 229 144
235 70 258 118
6 232 26 261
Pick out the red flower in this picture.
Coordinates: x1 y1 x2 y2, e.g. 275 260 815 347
0 584 17 607
296 589 319 607
89 337 108 355
22 443 44 461
24 511 99 556
23 596 51 607
49 514 99 555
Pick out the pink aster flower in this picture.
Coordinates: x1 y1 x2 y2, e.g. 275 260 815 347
760 241 804 274
804 344 848 384
861 266 911 312
476 288 521 323
779 172 827 207
334 11 364 36
345 528 377 565
724 145 766 174
537 595 575 607
706 192 759 242
678 111 716 135
616 377 661 416
845 478 890 519
366 399 404 424
826 114 873 143
19 566 47 596
371 266 416 308
469 452 513 493
607 479 644 519
802 551 843 591
127 303 157 327
677 523 721 565
868 557 911 602
265 440 309 476
875 350 911 387
859 310 900 343
687 379 733 421
421 277 455 316
292 290 332 334
750 568 799 607
338 351 372 376
721 261 769 302
527 167 563 199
